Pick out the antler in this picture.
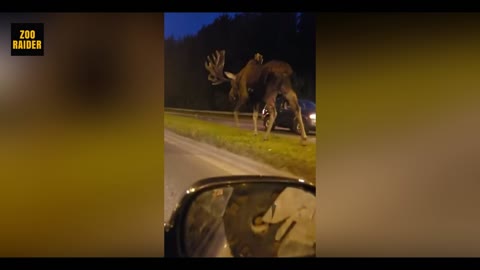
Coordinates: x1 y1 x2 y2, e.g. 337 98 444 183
205 50 231 85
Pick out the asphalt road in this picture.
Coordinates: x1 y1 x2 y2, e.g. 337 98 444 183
164 129 299 222
166 111 316 144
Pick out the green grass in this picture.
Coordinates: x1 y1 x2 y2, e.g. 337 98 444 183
165 113 316 183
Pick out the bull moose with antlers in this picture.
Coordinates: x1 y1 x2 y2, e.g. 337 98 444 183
204 50 308 144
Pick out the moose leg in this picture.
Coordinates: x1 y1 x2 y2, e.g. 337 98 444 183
263 90 278 141
252 103 260 135
228 88 237 102
233 80 250 128
233 92 248 128
284 91 308 144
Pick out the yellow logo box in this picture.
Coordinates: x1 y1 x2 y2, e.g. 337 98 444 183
11 23 44 56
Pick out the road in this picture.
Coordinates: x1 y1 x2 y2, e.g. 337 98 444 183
166 111 316 144
164 129 299 222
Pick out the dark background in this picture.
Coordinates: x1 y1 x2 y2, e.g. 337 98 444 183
0 13 164 257
316 12 480 257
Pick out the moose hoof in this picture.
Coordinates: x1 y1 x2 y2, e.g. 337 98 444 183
300 138 308 146
253 132 258 136
263 136 269 141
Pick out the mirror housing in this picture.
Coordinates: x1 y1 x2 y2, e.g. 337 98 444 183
164 175 315 258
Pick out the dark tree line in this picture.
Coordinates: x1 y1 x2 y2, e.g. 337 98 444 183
165 12 316 112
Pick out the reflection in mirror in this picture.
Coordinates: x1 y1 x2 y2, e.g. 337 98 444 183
182 183 315 257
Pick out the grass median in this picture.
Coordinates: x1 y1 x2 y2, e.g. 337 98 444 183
165 113 316 183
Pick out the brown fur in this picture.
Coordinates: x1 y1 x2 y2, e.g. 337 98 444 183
205 50 308 144
229 58 264 102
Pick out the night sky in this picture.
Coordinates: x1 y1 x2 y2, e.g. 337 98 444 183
164 12 238 39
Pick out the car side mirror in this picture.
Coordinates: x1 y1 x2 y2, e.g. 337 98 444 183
164 175 315 257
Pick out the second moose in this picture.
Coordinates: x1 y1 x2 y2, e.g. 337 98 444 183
204 50 308 144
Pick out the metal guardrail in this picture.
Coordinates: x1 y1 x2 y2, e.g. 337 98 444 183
165 107 256 117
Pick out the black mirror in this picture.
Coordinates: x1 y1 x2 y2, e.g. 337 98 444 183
165 176 315 257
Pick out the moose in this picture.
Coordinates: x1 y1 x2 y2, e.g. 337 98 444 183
204 50 308 144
